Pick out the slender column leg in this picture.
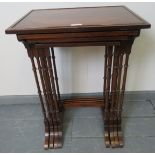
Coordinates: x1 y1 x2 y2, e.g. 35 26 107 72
104 46 113 147
115 48 124 147
104 39 134 148
25 43 62 149
110 45 120 148
103 46 109 147
51 48 63 111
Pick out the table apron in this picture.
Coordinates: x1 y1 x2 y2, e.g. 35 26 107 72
17 30 140 41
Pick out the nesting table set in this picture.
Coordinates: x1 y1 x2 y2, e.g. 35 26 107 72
5 6 151 149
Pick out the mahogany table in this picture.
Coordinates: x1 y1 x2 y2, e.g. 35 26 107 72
5 6 151 149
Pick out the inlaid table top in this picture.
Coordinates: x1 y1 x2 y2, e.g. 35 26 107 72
5 6 151 34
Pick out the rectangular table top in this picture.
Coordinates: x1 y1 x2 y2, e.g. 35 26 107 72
5 6 151 34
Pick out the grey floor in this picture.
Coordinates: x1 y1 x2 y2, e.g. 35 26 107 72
0 99 155 152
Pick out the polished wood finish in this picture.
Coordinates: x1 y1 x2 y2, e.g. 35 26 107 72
5 6 151 149
63 97 104 107
6 6 150 34
25 44 62 149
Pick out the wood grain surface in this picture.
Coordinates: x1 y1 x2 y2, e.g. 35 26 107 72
5 6 150 34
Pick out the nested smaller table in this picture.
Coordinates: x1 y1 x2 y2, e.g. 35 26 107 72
5 6 151 149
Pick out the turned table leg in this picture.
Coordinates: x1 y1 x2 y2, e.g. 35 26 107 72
104 40 134 148
26 44 63 149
